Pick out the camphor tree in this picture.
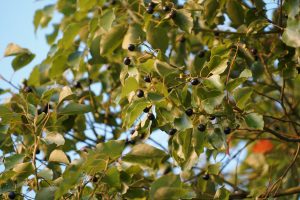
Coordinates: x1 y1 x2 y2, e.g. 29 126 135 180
1 0 300 199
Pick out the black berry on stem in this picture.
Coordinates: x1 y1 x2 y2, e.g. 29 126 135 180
144 76 151 83
8 192 16 199
191 78 200 85
123 57 131 65
148 113 155 120
162 6 171 12
202 173 210 180
185 108 193 116
128 44 135 51
197 124 206 132
168 128 177 135
224 127 231 135
136 89 144 98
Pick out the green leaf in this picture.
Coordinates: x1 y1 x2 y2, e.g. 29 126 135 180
44 132 65 146
12 162 34 180
150 175 195 200
172 10 193 33
226 0 245 26
245 113 264 130
171 129 198 170
208 162 221 175
36 187 57 200
28 66 40 86
4 43 35 71
146 22 169 53
49 54 68 78
0 105 15 124
100 25 127 55
96 140 125 160
82 151 108 174
193 128 206 156
233 87 253 109
122 143 167 168
100 9 116 31
226 69 252 92
58 86 74 105
121 77 139 99
147 92 164 102
4 154 24 171
59 23 82 49
55 164 82 198
49 149 70 164
11 53 35 71
102 167 121 189
208 55 228 75
154 60 178 77
77 0 97 11
122 24 145 49
214 187 230 200
123 99 150 128
204 0 219 25
282 18 300 48
37 168 53 180
174 115 193 130
58 102 92 115
33 10 43 32
208 128 227 150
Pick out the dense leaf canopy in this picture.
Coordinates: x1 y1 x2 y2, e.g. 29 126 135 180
1 0 300 199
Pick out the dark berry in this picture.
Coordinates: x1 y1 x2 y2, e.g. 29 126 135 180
75 81 82 89
128 44 135 51
162 6 171 12
123 57 131 65
180 36 186 43
190 78 200 85
130 129 135 135
144 76 151 83
146 6 154 14
148 2 156 8
185 108 193 116
170 10 176 18
209 116 216 120
136 89 144 98
129 140 136 145
36 148 40 154
147 113 155 120
197 124 206 132
274 126 280 131
198 50 205 58
8 192 16 199
37 108 43 115
80 146 89 153
24 86 33 93
168 128 177 135
92 176 98 183
214 32 220 37
224 127 231 135
202 173 210 180
42 104 51 113
143 106 150 113
251 48 258 55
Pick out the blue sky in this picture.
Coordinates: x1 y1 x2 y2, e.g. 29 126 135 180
0 0 56 91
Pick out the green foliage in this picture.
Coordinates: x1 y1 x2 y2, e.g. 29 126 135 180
1 0 300 199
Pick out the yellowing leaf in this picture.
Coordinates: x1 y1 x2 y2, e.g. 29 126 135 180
49 150 70 164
